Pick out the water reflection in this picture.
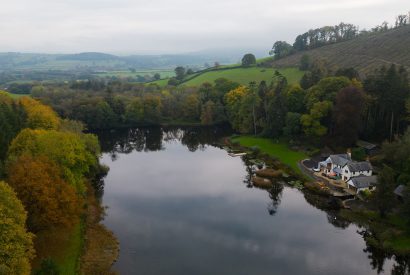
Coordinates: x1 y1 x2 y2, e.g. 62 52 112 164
96 127 409 275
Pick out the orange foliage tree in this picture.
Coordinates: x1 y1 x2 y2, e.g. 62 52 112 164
7 155 83 232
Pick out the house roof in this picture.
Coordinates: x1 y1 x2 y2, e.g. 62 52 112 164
347 161 372 172
356 140 377 150
333 167 342 174
348 176 378 189
394 185 406 197
329 154 351 167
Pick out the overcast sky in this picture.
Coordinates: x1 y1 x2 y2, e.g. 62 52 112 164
0 0 408 55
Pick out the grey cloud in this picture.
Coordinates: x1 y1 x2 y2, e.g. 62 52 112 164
0 0 407 54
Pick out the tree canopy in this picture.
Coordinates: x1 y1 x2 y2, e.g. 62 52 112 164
0 181 34 275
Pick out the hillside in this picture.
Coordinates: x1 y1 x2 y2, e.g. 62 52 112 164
271 25 410 75
180 67 303 86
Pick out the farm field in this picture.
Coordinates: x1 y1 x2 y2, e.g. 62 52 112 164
182 67 304 86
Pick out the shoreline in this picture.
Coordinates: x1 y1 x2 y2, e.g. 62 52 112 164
225 135 410 257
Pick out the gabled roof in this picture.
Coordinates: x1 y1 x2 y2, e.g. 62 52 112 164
348 176 377 189
329 154 351 167
356 140 377 150
347 161 372 172
394 185 406 197
333 167 342 174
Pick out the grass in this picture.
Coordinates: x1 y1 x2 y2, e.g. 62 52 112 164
94 69 175 78
182 67 303 87
149 66 304 87
231 136 307 172
33 222 84 274
57 223 84 274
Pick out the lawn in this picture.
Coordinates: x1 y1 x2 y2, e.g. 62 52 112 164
182 67 303 87
231 136 307 172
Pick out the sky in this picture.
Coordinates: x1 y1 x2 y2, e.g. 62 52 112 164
0 0 408 55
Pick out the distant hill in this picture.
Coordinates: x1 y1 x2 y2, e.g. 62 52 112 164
0 49 262 72
57 52 119 61
270 25 410 75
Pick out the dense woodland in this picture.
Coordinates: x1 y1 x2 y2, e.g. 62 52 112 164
0 92 104 274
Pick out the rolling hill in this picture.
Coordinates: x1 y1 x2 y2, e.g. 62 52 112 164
181 67 303 86
271 25 410 76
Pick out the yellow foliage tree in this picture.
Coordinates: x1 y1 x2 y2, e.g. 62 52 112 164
0 181 34 275
7 129 99 193
19 97 60 130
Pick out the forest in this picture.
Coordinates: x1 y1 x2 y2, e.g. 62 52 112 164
0 92 106 274
31 60 410 145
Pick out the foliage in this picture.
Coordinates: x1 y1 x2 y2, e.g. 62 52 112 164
363 65 410 140
34 258 60 275
0 92 26 177
301 101 332 141
7 129 98 193
0 181 34 275
270 41 294 59
299 54 311 70
374 165 396 218
7 155 83 231
332 86 365 146
20 97 60 130
241 53 256 66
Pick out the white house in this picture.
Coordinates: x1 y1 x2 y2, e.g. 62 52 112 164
318 153 373 181
347 175 377 194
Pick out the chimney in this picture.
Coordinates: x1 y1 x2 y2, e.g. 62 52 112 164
347 148 352 159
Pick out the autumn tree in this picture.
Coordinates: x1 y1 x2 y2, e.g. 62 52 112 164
0 181 34 275
7 129 98 193
182 94 200 120
19 97 60 130
7 155 83 231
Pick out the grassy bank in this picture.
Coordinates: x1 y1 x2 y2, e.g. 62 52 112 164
231 136 307 172
33 222 84 274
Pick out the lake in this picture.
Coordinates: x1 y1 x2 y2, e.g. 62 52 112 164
97 127 403 275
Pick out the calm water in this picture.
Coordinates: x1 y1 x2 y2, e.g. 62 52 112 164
97 127 404 275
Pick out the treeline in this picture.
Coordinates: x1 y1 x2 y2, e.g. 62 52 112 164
270 12 410 59
0 92 103 274
31 61 409 146
31 78 240 130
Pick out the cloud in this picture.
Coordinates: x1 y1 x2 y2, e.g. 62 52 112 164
0 0 407 53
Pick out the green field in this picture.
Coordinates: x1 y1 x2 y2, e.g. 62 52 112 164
182 67 303 87
231 136 307 172
94 69 175 79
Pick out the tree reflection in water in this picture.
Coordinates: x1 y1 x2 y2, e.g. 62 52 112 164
95 126 410 274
